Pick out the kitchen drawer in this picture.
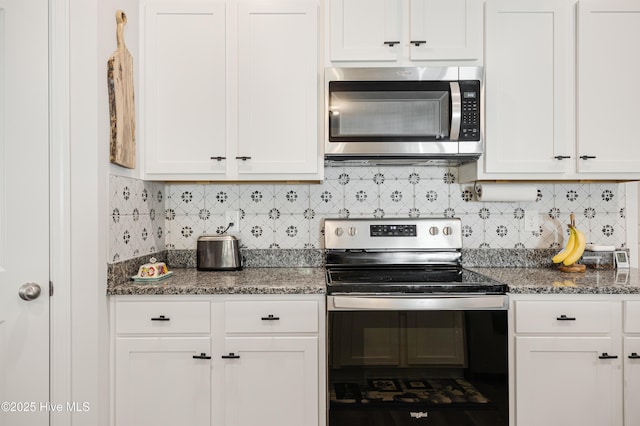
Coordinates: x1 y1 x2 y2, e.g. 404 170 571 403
115 301 210 335
225 300 318 333
515 301 611 334
624 301 640 333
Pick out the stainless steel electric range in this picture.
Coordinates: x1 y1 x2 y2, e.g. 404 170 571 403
324 218 508 426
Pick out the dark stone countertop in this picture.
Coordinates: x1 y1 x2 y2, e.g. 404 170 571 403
107 267 326 296
469 267 640 295
107 263 640 296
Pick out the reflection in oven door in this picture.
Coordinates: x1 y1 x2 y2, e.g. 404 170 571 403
328 310 508 426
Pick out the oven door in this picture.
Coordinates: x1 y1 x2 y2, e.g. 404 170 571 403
327 295 508 426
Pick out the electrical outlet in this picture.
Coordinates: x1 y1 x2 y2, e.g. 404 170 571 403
524 210 539 232
224 210 240 233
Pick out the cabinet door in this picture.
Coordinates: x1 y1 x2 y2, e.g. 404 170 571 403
236 1 320 177
409 0 482 61
115 337 212 426
577 0 640 174
144 2 227 175
484 0 573 174
624 336 640 425
329 0 401 61
515 336 622 426
222 336 319 426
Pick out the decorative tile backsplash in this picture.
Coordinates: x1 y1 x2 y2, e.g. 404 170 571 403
109 176 165 262
108 167 626 263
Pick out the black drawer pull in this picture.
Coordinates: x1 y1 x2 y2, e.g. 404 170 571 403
261 314 280 321
556 315 576 321
235 156 252 161
210 156 226 161
554 155 571 160
151 315 170 321
383 41 400 46
192 353 211 360
410 40 426 46
629 352 640 359
580 155 597 160
599 353 618 359
222 353 240 359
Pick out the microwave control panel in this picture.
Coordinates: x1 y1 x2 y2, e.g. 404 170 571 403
459 81 480 141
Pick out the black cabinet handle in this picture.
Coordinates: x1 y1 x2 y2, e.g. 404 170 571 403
410 40 426 46
151 315 170 321
210 156 226 161
235 156 252 161
222 353 240 359
192 353 211 360
599 353 618 359
261 314 280 321
556 314 576 321
580 155 597 160
554 155 571 160
383 41 400 46
629 352 640 359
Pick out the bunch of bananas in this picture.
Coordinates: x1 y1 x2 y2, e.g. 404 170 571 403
552 217 586 266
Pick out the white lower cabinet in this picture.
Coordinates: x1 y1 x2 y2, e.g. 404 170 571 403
222 336 318 426
515 336 619 426
511 296 640 426
111 295 325 426
624 301 640 425
115 337 213 426
218 298 321 426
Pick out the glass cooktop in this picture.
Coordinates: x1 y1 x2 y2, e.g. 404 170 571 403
326 267 507 295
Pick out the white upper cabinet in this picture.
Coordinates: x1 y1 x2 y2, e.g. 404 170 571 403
235 1 320 176
577 0 640 174
327 0 483 65
144 2 228 176
142 0 322 181
408 0 483 61
461 0 640 182
329 0 401 62
483 0 574 176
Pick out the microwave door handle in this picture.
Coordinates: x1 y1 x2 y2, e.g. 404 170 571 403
449 82 461 141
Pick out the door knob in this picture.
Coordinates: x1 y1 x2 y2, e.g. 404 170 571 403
19 282 41 301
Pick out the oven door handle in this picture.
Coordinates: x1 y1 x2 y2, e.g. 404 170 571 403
327 295 507 311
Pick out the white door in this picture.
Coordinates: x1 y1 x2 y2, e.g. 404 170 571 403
0 0 50 425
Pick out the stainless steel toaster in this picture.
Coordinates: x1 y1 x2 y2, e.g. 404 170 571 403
197 235 242 271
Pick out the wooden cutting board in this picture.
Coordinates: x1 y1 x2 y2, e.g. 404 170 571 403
108 10 135 169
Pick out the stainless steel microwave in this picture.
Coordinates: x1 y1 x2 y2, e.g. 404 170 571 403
324 67 483 165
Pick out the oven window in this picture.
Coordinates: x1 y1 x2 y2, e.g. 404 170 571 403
328 310 508 426
328 81 451 142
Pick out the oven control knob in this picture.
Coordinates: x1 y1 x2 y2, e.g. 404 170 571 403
348 227 357 237
335 227 344 237
443 226 453 236
429 226 439 236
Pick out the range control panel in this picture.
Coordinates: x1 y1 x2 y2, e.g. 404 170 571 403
324 218 462 250
370 224 417 237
